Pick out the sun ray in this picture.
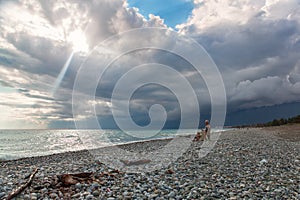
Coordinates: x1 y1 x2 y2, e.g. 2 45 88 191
51 21 91 96
51 51 74 95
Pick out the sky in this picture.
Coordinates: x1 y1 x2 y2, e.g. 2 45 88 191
0 0 300 129
127 0 194 28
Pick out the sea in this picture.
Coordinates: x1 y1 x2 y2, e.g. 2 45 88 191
0 129 226 161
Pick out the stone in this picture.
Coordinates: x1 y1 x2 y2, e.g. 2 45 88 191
149 194 159 198
92 190 100 196
49 193 58 198
86 194 94 199
31 193 37 197
0 192 5 199
75 183 82 189
91 183 100 189
168 191 176 198
72 193 81 198
259 159 268 164
201 188 208 193
41 188 47 193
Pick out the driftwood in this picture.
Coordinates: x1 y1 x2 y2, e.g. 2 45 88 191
109 169 120 174
56 170 121 188
6 168 38 200
59 172 93 186
120 159 151 166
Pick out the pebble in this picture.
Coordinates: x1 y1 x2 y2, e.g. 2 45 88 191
41 188 47 193
219 189 225 193
91 183 100 189
75 183 81 189
92 190 100 196
260 159 268 164
201 188 208 193
72 193 81 198
49 193 58 198
31 193 37 197
0 192 5 199
168 191 176 197
86 194 94 199
149 194 158 198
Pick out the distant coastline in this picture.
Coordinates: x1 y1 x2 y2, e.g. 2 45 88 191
231 114 300 128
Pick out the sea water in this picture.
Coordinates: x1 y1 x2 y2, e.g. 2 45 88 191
0 129 225 160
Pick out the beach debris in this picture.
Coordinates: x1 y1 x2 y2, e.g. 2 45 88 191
58 172 93 186
165 169 175 174
52 170 121 190
102 170 122 178
120 159 151 166
259 159 268 165
6 168 38 200
109 169 121 174
60 174 77 186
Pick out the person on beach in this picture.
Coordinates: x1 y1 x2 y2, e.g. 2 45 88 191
193 119 211 141
193 131 202 141
203 120 211 140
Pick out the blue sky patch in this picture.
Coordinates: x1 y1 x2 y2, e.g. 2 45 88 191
127 0 194 28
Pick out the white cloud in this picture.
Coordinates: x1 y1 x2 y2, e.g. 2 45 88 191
177 0 300 111
262 0 300 20
147 14 167 28
230 75 300 109
177 0 265 32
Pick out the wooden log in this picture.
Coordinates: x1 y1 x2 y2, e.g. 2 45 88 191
6 168 38 200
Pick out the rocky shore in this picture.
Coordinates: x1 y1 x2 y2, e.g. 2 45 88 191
0 127 299 199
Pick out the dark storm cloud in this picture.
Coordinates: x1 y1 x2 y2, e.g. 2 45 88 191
197 19 299 69
179 0 300 114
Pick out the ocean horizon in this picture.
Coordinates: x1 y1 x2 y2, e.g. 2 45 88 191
0 128 226 161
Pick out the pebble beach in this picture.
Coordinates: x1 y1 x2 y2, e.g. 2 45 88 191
0 126 299 199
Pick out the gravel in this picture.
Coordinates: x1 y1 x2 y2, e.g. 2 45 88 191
0 128 299 199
